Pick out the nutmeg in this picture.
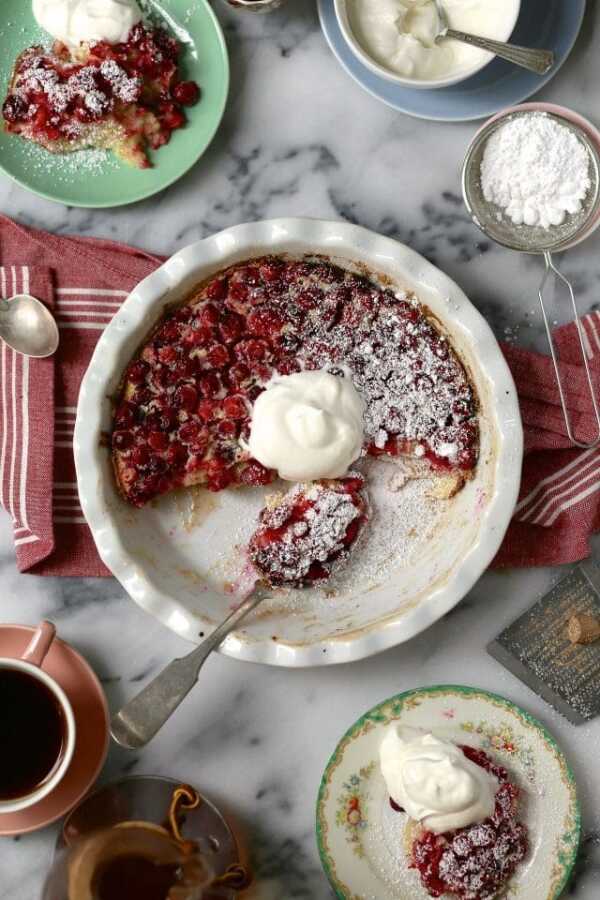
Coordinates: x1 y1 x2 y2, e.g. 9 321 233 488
567 613 600 645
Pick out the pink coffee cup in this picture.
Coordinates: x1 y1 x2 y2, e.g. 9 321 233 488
0 621 76 814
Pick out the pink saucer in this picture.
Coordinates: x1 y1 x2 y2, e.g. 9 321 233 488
0 625 109 835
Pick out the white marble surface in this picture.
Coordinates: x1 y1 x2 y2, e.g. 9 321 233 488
1 0 600 896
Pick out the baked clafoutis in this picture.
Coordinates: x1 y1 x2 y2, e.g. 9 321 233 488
110 256 479 507
2 24 200 168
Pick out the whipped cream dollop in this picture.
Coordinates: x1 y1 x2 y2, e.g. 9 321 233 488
348 0 519 81
248 370 365 482
33 0 142 47
380 726 498 834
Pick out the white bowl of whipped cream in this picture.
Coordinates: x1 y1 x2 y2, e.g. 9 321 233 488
334 0 521 89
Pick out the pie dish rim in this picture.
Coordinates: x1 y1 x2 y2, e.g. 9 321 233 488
74 217 523 667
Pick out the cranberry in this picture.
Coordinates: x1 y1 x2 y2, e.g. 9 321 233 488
34 106 49 128
128 360 149 384
160 102 185 130
260 260 284 282
296 290 318 311
179 422 200 443
174 384 198 412
2 94 27 123
205 279 227 301
174 307 194 324
189 432 209 454
219 311 245 343
197 400 217 422
235 339 270 363
207 343 229 368
158 345 178 365
240 266 261 285
133 387 152 405
240 461 272 486
251 363 272 383
276 358 301 376
115 402 136 427
112 430 133 451
223 396 247 419
206 458 233 491
200 303 221 326
132 445 150 467
217 419 239 439
172 360 194 381
247 308 283 337
188 325 215 346
198 373 221 398
342 476 364 495
151 403 177 431
171 80 200 106
148 431 169 451
166 442 187 466
340 304 363 327
227 363 250 386
228 282 249 303
452 398 471 421
158 320 180 343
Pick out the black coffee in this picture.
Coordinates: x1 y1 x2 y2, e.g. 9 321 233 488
93 855 180 900
0 669 65 800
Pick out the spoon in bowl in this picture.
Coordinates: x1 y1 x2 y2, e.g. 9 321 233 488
110 475 368 750
433 0 554 75
0 294 59 358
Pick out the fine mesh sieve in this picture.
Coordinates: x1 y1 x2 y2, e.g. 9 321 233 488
462 110 600 448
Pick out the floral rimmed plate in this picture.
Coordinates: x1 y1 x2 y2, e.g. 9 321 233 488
0 0 229 207
316 685 580 900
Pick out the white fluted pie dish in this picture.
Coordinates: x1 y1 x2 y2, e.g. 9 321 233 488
74 218 522 667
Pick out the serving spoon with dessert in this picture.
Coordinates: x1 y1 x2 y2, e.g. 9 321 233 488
110 474 369 749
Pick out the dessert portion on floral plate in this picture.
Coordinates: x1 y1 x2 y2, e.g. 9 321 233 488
316 685 580 900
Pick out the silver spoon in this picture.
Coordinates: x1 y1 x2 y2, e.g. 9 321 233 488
110 585 269 750
0 294 59 358
433 0 554 75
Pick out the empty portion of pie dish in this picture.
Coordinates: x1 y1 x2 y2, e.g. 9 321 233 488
74 219 522 666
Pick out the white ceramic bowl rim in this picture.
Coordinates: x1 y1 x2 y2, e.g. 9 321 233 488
75 218 522 667
0 658 76 813
333 0 522 90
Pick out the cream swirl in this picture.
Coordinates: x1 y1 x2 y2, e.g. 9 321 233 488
32 0 142 47
380 727 498 834
247 370 364 482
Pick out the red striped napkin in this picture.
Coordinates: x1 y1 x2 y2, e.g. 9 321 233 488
0 214 163 575
1 212 599 575
495 320 600 567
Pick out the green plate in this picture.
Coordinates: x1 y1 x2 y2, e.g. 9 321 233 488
0 0 229 207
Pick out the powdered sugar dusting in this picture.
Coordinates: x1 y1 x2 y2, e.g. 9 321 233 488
248 475 366 587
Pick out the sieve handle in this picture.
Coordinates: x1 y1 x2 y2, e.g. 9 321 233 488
538 251 600 449
445 29 554 75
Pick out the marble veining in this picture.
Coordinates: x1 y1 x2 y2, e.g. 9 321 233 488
1 0 600 896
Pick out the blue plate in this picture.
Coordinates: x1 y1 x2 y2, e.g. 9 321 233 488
317 0 585 122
